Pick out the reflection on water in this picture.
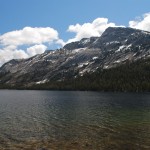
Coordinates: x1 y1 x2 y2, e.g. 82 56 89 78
0 90 150 149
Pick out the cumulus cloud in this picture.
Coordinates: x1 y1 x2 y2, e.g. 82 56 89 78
56 39 65 47
0 26 64 66
129 12 150 32
1 13 150 67
0 27 59 46
27 44 47 57
0 48 28 66
66 18 120 43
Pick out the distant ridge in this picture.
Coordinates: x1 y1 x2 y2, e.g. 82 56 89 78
0 27 150 89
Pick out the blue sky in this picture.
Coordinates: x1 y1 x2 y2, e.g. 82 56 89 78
0 0 150 65
1 0 150 40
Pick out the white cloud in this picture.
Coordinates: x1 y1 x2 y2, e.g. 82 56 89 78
1 12 150 67
66 18 120 43
12 49 28 59
0 48 28 66
129 12 150 32
56 39 65 46
27 44 47 57
0 27 59 46
0 26 64 66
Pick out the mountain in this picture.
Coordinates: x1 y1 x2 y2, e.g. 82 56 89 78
30 58 150 92
0 27 150 87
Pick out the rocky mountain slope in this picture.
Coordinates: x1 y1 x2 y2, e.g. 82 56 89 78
0 27 150 86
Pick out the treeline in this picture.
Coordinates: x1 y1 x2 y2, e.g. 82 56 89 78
29 58 150 92
1 58 150 92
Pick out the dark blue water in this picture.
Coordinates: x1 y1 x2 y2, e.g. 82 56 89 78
0 90 150 150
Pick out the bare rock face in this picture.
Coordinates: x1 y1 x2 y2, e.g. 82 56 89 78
0 27 150 86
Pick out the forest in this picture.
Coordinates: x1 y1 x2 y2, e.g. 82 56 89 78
28 58 150 92
1 58 150 92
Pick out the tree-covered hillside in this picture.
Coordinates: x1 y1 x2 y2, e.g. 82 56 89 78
1 58 150 92
28 58 150 92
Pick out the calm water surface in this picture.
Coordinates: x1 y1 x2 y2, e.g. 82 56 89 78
0 90 150 150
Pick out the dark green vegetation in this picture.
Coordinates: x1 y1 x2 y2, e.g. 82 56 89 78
31 58 150 92
1 58 150 92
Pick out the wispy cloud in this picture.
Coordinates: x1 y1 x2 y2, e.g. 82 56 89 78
129 12 150 32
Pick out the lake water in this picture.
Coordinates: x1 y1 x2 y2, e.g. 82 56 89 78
0 90 150 150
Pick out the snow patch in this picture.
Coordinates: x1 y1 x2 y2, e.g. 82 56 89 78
46 60 56 63
78 62 89 68
72 48 85 54
79 68 90 75
116 45 125 52
92 57 98 60
142 31 150 35
127 44 132 48
93 38 99 44
107 41 120 45
103 65 109 69
36 79 47 84
8 63 12 66
80 39 90 45
114 60 121 63
42 52 53 59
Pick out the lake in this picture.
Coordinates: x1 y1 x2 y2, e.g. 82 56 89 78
0 90 150 150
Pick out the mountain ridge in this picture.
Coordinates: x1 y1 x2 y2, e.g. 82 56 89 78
0 27 150 87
